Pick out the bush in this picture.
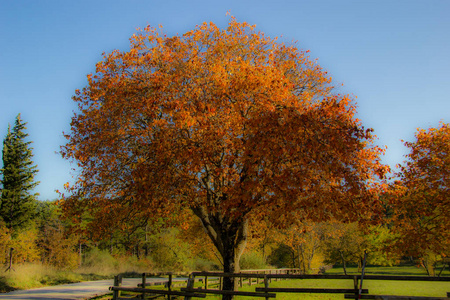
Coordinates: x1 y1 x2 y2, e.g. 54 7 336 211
116 255 153 274
267 244 295 268
80 248 118 275
240 250 269 270
79 248 153 276
148 228 193 271
191 258 220 271
0 263 83 291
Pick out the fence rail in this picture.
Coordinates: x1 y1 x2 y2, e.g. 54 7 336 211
180 287 275 298
251 273 450 300
111 269 450 300
110 286 206 299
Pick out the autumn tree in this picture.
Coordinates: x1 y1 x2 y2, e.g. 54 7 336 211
0 114 39 231
61 18 387 297
391 122 450 258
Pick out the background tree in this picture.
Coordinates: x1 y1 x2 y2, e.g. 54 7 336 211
267 221 325 272
321 222 367 274
292 222 325 273
391 122 450 262
35 201 79 270
0 114 39 231
0 220 11 264
61 17 388 297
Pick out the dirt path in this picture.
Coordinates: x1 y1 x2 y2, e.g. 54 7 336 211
0 277 171 300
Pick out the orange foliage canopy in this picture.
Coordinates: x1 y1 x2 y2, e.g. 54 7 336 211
392 122 450 256
61 17 387 288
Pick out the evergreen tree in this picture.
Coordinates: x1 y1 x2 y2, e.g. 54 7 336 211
0 114 39 231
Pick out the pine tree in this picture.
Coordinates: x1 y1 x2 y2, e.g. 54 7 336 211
0 114 39 231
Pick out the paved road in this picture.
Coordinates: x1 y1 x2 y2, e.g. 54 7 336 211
0 277 177 300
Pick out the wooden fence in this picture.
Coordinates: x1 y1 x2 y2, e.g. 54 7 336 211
111 269 293 299
254 273 450 300
110 270 450 300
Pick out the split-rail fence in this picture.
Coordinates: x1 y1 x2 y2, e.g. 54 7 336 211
110 270 450 300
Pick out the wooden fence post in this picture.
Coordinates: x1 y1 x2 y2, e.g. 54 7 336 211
141 273 146 299
264 275 270 300
113 275 122 300
184 274 195 300
168 273 173 300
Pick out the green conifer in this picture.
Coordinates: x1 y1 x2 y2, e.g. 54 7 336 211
0 114 39 231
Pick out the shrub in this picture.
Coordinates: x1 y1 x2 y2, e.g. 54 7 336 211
148 228 193 271
81 248 118 275
191 258 220 271
240 250 269 270
0 263 83 291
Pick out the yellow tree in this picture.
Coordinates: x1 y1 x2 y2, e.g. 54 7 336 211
61 18 387 297
392 122 450 260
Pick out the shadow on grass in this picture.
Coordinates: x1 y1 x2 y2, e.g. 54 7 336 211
0 276 15 293
326 265 450 277
79 273 112 280
364 270 428 276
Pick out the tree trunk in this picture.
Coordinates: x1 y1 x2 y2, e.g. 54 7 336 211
144 224 149 257
437 262 447 277
222 245 242 294
339 250 347 275
297 244 302 272
191 206 249 300
219 219 248 300
135 243 140 260
79 242 83 267
358 256 362 272
261 232 267 261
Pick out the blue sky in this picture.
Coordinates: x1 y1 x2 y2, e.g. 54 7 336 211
1 0 449 200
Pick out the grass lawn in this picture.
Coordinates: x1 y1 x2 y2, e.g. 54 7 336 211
229 265 450 300
233 278 450 300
